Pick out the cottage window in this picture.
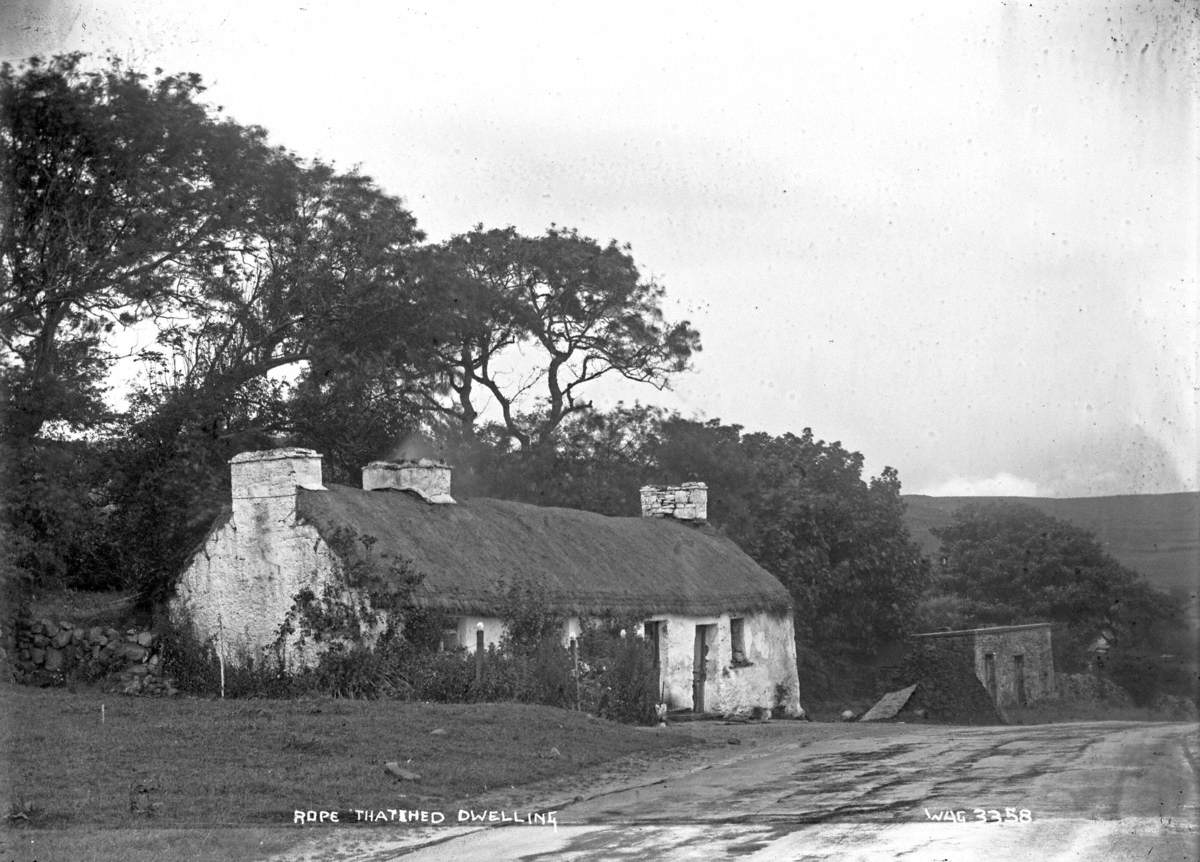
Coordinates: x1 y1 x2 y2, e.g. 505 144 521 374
730 617 748 665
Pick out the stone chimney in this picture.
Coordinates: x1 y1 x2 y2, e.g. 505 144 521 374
640 482 707 522
363 458 455 504
230 448 324 528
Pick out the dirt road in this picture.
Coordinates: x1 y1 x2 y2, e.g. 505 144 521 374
288 720 1199 861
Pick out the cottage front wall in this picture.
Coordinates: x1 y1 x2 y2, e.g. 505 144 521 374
972 627 1055 707
648 610 801 716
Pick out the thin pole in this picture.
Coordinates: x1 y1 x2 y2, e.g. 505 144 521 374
475 624 484 684
216 614 226 700
571 637 580 710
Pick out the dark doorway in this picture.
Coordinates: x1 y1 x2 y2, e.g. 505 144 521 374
644 620 665 701
984 652 997 702
693 625 714 712
1013 654 1027 706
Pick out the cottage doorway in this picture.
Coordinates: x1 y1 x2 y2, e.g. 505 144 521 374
693 624 716 712
644 620 665 701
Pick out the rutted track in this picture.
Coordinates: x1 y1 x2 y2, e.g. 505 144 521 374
283 721 1199 861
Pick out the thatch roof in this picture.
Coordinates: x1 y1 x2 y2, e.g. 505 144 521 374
295 485 792 617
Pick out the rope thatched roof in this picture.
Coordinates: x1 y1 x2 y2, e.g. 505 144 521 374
296 486 792 617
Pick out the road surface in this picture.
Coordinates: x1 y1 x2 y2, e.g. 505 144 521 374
289 720 1199 861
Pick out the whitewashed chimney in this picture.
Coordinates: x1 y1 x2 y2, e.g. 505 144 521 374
363 458 455 504
230 448 324 530
640 482 707 522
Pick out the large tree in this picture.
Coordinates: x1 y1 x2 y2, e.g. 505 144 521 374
0 54 272 442
418 226 700 450
110 156 441 601
1 55 444 599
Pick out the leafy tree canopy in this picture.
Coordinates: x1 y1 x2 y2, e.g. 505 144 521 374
1 54 274 441
926 502 1179 668
418 226 701 450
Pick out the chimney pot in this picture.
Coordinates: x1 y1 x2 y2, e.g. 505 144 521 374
640 482 707 522
363 460 455 504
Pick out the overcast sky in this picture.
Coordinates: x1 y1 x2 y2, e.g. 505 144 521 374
4 0 1196 497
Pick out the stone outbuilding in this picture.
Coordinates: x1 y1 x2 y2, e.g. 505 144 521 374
910 623 1056 708
171 448 804 717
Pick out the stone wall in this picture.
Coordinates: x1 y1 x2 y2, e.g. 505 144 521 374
10 617 177 696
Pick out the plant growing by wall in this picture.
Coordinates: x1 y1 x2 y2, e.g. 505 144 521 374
274 527 424 661
494 576 564 654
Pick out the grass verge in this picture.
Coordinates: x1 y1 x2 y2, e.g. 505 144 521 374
2 684 700 861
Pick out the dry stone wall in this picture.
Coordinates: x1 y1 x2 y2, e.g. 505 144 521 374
10 617 178 696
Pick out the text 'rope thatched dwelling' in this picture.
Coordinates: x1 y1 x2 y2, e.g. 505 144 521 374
171 449 804 716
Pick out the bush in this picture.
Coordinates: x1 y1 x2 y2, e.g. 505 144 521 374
159 621 301 698
161 599 658 723
520 637 574 708
1104 648 1197 708
595 636 656 724
400 648 477 701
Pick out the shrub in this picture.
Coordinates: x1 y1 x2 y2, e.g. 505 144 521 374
400 648 476 701
495 578 563 653
596 635 656 724
519 637 574 708
1104 648 1197 708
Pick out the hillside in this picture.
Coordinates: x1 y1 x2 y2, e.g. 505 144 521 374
902 492 1199 599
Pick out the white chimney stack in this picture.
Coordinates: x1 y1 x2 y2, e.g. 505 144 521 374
363 459 455 504
230 448 324 528
640 482 707 522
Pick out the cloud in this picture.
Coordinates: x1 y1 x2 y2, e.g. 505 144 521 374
917 473 1041 498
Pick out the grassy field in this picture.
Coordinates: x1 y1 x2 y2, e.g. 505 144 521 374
1 684 700 861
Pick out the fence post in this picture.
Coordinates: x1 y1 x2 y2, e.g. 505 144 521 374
216 615 226 700
475 622 484 684
571 637 580 710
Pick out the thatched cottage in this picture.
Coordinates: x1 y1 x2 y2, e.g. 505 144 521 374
171 448 804 716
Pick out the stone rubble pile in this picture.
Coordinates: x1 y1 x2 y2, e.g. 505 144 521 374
10 617 178 696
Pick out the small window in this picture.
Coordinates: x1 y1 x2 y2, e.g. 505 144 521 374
730 617 747 665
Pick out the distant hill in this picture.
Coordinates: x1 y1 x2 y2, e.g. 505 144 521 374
902 493 1199 598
